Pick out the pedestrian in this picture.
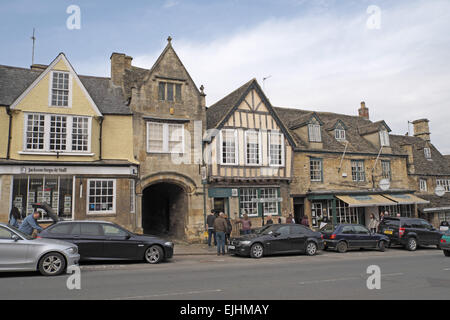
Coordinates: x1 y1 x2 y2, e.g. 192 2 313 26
8 206 21 228
368 213 378 233
18 211 43 236
214 212 228 255
266 215 274 225
301 215 309 226
206 210 217 247
286 214 294 224
239 214 252 235
224 214 233 244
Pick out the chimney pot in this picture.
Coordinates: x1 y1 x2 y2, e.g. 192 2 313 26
358 101 369 119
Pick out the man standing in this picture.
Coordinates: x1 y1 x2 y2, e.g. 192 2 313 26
214 212 228 256
206 210 217 247
19 211 43 236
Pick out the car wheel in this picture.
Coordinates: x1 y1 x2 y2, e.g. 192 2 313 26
38 252 66 276
305 242 318 256
250 243 264 259
145 245 164 264
406 237 417 251
336 241 348 253
378 241 386 252
444 250 450 257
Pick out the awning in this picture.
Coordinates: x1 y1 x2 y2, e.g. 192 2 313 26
336 195 397 208
382 194 430 205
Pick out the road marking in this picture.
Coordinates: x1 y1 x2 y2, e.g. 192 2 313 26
298 273 404 285
444 268 450 271
109 289 223 300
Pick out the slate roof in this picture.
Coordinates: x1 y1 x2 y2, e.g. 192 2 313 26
206 78 254 129
274 106 405 155
0 64 131 115
390 134 450 176
418 193 450 211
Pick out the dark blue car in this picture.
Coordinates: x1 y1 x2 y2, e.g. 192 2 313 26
321 224 389 253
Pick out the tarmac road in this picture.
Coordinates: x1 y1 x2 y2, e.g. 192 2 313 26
0 246 449 300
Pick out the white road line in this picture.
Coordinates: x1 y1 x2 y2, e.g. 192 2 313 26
444 268 450 271
109 289 223 300
298 273 404 285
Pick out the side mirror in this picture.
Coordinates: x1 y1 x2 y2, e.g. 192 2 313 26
11 235 20 242
272 232 281 237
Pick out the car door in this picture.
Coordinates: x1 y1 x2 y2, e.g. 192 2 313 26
341 225 357 248
74 223 106 260
419 220 440 245
289 225 308 252
0 226 31 270
410 220 427 245
353 225 375 248
101 224 138 259
267 226 292 254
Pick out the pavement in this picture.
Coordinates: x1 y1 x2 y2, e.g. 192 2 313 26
1 246 449 300
173 242 223 256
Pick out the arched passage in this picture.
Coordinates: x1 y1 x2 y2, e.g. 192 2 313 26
141 182 188 239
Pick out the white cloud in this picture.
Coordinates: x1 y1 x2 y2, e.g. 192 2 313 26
133 0 450 153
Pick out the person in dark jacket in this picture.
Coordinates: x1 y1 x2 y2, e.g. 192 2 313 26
224 214 233 244
214 213 228 255
8 206 21 228
266 215 274 225
206 210 217 247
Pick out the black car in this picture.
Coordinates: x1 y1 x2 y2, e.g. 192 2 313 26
378 217 444 251
228 224 324 258
321 224 390 253
38 221 174 264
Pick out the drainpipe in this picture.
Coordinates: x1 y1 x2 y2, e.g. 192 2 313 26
6 106 12 160
98 116 104 160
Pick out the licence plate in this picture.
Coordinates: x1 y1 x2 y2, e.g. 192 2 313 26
384 230 393 235
228 245 235 250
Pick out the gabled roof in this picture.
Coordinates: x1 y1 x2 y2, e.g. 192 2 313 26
206 79 296 147
390 134 450 176
121 39 201 100
289 112 324 129
324 119 348 131
0 57 130 115
358 120 391 135
274 107 405 155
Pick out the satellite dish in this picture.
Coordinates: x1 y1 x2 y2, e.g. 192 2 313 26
435 185 445 197
379 179 390 191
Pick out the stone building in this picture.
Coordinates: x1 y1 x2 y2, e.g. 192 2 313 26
110 38 207 240
274 102 429 229
390 119 450 228
205 79 295 232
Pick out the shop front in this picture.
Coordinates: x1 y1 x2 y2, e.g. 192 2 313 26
0 162 138 229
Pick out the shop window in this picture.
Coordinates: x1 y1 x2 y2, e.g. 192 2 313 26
87 179 116 214
12 176 73 221
261 188 278 216
239 188 258 217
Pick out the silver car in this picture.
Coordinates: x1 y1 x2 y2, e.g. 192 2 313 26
0 223 80 276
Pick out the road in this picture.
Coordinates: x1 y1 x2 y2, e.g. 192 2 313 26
0 247 449 300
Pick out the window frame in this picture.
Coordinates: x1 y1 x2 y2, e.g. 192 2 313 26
381 160 391 180
244 130 262 166
146 121 185 154
424 147 432 159
23 113 92 154
86 179 117 215
158 81 183 102
308 123 322 142
436 179 450 192
220 129 238 166
351 160 366 182
268 131 285 167
49 71 72 108
379 129 390 147
419 178 427 192
335 128 346 141
310 158 323 182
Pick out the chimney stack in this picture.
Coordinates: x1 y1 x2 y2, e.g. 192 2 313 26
358 101 369 120
110 52 130 87
412 119 431 142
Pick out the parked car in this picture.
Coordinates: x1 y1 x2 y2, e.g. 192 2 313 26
228 224 324 258
38 221 173 264
0 223 79 276
321 224 390 253
378 217 444 251
440 230 450 257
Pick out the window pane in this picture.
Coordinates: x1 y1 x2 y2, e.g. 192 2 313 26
167 83 174 101
246 131 260 165
158 82 166 100
175 84 182 101
147 122 164 152
222 130 236 164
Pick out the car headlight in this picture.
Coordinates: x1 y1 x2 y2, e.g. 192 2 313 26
240 241 252 246
164 242 174 247
65 247 78 255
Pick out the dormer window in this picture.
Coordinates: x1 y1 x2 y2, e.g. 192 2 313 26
335 128 346 140
308 122 321 142
379 129 390 147
50 72 70 107
424 147 431 159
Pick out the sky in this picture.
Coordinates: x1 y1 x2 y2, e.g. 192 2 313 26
1 0 450 153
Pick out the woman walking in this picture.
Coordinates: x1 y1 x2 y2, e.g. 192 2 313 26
8 206 21 228
368 213 379 233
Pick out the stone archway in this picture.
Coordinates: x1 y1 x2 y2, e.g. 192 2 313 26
139 173 196 239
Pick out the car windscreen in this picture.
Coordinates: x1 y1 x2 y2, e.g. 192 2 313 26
260 225 282 235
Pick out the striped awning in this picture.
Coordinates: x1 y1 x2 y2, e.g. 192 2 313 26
382 194 430 205
336 195 397 208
